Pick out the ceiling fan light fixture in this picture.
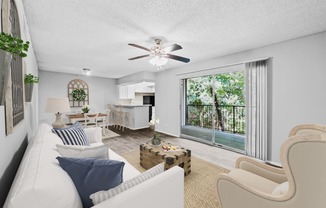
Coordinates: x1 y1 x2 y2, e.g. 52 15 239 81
148 56 168 67
128 38 189 68
82 68 91 76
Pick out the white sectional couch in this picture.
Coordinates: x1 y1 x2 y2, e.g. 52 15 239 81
4 123 184 208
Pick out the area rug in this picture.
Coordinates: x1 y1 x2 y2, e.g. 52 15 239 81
121 150 230 208
102 128 120 139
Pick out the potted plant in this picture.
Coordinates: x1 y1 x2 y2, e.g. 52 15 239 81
150 116 161 145
81 104 90 113
24 73 39 102
0 32 30 105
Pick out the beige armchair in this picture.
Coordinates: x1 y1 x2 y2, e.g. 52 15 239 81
216 124 326 208
288 123 326 136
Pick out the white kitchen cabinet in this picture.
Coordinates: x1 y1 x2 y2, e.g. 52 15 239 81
127 85 135 98
134 82 155 93
118 85 135 99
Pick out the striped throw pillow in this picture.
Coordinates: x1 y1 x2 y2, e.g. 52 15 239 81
90 163 164 205
52 123 90 146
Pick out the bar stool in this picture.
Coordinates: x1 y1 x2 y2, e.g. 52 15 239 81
113 105 122 129
121 111 130 131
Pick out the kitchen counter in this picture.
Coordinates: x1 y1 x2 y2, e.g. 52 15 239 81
110 104 150 130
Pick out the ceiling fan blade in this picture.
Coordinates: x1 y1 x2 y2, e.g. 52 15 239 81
128 54 150 60
163 44 182 53
166 54 190 63
128 43 151 52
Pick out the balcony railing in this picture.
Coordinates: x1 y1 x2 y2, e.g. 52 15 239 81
185 104 245 134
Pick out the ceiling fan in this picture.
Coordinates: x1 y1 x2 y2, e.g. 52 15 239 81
128 39 190 67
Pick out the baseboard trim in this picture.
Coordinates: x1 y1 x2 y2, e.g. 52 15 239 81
156 130 179 138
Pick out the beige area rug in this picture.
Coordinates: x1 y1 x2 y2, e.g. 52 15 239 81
102 128 120 139
121 150 230 208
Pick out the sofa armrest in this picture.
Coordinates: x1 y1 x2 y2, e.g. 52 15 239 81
92 166 184 208
236 157 287 184
84 127 102 143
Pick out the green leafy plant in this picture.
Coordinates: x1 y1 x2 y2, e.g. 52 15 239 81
72 88 87 101
24 73 39 84
0 32 30 57
81 104 90 113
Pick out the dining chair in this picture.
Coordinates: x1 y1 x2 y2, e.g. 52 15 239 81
83 113 99 128
97 109 111 136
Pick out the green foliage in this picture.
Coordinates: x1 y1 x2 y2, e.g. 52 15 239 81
0 32 30 57
185 71 245 134
213 71 245 105
72 89 86 101
24 73 39 84
187 71 245 106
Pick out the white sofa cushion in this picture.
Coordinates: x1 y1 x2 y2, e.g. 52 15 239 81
6 123 83 208
56 144 109 159
84 127 102 143
90 163 164 205
109 149 140 181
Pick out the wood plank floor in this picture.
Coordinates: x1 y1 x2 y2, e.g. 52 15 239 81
103 127 242 169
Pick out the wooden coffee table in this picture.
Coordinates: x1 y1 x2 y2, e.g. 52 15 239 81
140 141 191 176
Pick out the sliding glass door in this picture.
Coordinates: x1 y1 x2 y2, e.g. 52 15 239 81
181 75 214 144
181 69 245 153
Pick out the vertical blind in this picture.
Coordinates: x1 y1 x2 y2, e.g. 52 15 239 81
245 60 268 160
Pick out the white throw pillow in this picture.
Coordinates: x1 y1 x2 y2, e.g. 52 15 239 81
56 144 109 159
90 163 164 205
272 181 289 195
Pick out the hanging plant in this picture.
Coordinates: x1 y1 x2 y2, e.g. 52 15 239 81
71 88 86 101
0 33 30 105
0 32 30 57
24 73 39 84
24 74 39 102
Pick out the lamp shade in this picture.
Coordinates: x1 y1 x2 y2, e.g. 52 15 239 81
45 97 71 113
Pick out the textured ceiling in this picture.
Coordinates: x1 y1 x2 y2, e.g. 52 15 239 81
22 0 326 78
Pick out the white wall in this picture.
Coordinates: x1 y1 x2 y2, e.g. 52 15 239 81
155 32 326 162
0 0 39 205
38 71 117 125
117 71 155 85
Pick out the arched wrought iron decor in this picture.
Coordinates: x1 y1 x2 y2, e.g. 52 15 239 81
2 0 24 134
67 79 89 107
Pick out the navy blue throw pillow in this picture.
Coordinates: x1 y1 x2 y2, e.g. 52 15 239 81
57 157 124 208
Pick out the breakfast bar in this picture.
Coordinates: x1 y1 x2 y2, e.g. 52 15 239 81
113 104 150 130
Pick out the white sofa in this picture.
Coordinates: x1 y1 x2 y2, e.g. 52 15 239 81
4 123 184 208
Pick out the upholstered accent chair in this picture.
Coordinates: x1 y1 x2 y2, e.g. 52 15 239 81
216 124 326 208
288 123 326 136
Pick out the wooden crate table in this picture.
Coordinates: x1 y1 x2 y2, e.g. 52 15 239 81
140 141 191 176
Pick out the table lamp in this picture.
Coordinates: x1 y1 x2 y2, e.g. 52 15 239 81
45 97 71 128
